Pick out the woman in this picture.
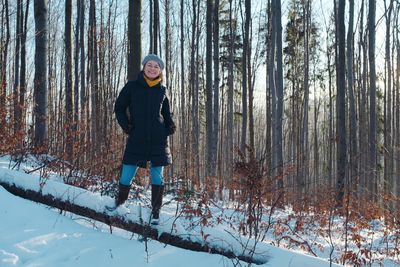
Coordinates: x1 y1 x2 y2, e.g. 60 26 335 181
112 54 175 225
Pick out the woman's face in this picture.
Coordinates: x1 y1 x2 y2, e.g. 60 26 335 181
143 60 161 80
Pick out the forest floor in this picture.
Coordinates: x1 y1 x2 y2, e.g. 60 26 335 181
0 154 399 267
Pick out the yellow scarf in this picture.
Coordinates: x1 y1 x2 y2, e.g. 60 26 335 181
144 75 162 87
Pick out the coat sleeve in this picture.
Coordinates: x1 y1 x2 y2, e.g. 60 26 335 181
114 83 132 133
161 96 176 135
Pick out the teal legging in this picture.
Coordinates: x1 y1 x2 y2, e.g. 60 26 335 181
119 164 164 186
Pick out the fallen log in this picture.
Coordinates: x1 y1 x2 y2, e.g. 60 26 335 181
0 180 265 265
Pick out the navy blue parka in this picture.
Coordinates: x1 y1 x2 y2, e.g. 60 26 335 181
114 72 174 168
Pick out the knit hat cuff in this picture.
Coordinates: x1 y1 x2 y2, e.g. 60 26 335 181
142 54 165 70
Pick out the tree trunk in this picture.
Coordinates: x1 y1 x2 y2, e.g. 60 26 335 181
368 0 377 200
18 0 29 138
212 0 220 178
227 0 235 196
73 0 82 162
128 0 142 80
313 91 320 190
325 19 334 188
396 8 400 201
274 0 284 198
33 0 48 150
265 0 272 179
358 0 369 200
0 0 10 125
269 0 276 182
301 0 310 191
347 0 357 190
65 0 73 161
88 0 99 156
336 0 347 206
74 0 80 150
392 3 399 203
0 181 262 265
78 0 86 155
190 0 200 186
13 0 22 135
164 0 173 176
149 0 153 53
152 0 160 55
164 0 172 89
383 0 394 199
180 0 188 181
195 2 201 184
98 1 105 149
246 0 255 160
270 0 285 202
206 0 213 177
240 0 250 157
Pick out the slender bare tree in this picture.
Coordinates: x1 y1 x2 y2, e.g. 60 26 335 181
180 0 188 179
88 0 99 156
13 0 22 135
269 0 276 184
347 0 357 189
65 0 73 160
240 0 250 156
18 0 29 137
336 0 347 206
206 0 213 177
368 0 377 199
33 0 49 149
128 0 142 80
0 0 10 119
190 0 200 185
212 0 220 178
78 0 86 150
301 0 310 188
383 0 394 197
152 0 160 54
395 4 400 199
265 0 272 178
227 0 235 191
274 0 284 196
358 0 368 199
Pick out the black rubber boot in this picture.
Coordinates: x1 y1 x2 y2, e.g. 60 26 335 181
115 183 131 207
151 185 164 224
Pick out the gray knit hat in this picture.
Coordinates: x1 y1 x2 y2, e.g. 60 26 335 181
142 54 165 70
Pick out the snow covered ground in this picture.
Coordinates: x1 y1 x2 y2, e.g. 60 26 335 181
0 155 397 266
